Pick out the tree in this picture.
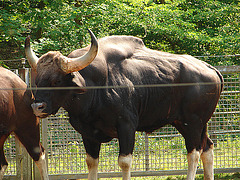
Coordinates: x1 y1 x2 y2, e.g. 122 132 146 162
0 0 239 65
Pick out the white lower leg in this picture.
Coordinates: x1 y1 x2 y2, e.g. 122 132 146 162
118 154 132 180
35 152 49 180
187 149 200 180
0 165 7 180
201 145 214 180
86 154 99 180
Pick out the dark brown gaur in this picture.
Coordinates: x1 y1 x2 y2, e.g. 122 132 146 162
0 67 48 180
25 29 223 180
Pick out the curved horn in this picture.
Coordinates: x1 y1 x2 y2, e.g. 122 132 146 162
61 29 98 74
25 36 39 72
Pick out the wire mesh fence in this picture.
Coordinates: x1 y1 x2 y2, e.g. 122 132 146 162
3 135 17 176
1 57 240 179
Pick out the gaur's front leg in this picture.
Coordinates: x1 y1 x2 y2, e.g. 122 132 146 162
117 122 136 180
82 138 101 180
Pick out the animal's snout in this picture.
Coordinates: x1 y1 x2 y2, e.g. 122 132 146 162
31 102 47 111
36 103 46 110
31 102 48 118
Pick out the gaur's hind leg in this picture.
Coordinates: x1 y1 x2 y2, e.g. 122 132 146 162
173 120 213 180
200 136 214 180
0 134 9 180
15 128 49 180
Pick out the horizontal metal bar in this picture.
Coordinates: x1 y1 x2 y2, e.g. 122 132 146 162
214 168 240 174
5 168 240 179
148 130 240 138
148 129 240 139
48 168 240 179
213 111 240 115
196 54 240 58
210 130 240 135
215 66 240 74
221 91 240 95
148 134 181 138
0 81 225 91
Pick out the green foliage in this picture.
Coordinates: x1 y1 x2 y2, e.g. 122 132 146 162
0 0 239 65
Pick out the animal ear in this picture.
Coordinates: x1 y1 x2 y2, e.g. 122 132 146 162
71 72 87 94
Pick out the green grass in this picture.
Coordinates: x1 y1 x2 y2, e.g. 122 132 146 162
98 173 240 180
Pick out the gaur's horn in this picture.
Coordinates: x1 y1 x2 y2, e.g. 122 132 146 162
61 29 98 74
25 36 39 72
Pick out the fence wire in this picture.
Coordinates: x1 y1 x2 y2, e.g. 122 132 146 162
2 59 240 179
3 135 16 176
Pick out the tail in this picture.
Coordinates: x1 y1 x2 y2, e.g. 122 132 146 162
208 65 224 94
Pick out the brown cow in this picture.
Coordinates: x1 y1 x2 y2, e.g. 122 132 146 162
0 67 48 180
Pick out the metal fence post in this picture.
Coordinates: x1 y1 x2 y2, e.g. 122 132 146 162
144 133 149 171
42 119 49 173
16 60 33 180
